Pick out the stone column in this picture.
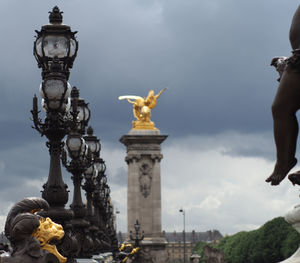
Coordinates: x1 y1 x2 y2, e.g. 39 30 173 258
120 129 169 263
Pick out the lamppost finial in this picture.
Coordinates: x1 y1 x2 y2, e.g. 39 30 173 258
49 6 63 24
87 126 94 135
71 86 79 98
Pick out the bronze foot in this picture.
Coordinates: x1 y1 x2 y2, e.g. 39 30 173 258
266 158 297 185
288 170 300 185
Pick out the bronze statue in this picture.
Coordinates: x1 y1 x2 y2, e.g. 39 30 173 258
2 197 66 263
118 88 167 130
266 5 300 185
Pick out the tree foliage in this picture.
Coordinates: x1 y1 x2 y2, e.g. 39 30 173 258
193 217 300 263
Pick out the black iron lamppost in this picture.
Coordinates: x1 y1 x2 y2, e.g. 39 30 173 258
62 129 94 259
83 126 100 222
106 203 119 253
91 157 106 226
91 158 109 253
63 131 90 221
81 127 103 254
95 169 113 252
179 208 186 263
31 6 78 224
61 90 98 259
130 220 144 248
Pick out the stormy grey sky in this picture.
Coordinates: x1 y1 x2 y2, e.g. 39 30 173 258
0 0 300 235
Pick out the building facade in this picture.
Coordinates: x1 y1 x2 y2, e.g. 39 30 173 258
117 229 223 262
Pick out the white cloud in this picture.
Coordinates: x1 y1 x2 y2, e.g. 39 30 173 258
100 132 300 235
0 131 297 237
199 196 221 210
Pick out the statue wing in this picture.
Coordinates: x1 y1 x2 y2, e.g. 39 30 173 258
118 95 143 101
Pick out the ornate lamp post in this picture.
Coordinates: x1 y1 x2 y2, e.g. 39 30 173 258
91 158 109 253
130 220 144 248
31 6 78 224
62 130 94 259
61 89 98 259
83 126 100 222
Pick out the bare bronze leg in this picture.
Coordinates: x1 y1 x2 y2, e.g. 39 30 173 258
266 68 300 185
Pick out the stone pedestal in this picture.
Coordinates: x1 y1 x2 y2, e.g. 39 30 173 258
279 204 300 263
120 129 169 263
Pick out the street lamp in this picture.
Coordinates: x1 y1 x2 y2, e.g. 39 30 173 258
61 89 99 259
62 130 94 259
179 208 186 263
91 158 108 254
83 126 100 222
33 6 78 80
130 220 144 248
31 6 78 225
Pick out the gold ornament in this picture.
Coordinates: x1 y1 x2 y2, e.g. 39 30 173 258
32 217 67 263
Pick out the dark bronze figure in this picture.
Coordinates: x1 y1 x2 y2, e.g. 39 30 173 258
1 197 65 263
266 5 300 185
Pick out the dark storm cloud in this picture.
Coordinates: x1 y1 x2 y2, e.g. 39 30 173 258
62 0 300 139
0 0 298 144
107 167 127 186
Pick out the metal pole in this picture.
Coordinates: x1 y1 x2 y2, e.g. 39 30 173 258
183 210 186 263
116 209 120 232
179 208 186 263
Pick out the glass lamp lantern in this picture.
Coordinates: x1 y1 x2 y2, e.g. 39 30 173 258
40 78 71 112
84 164 95 178
71 87 90 134
134 221 141 233
66 132 86 159
94 158 106 175
100 187 105 199
34 6 78 79
101 175 107 185
104 185 110 197
84 126 100 156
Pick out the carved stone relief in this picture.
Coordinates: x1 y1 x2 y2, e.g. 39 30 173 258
139 159 153 198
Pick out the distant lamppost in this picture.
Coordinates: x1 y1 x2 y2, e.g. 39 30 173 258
62 130 93 258
130 220 144 248
179 208 186 263
83 126 100 222
31 6 78 224
92 158 111 253
61 88 100 259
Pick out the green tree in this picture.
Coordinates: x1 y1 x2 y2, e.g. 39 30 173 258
193 217 300 263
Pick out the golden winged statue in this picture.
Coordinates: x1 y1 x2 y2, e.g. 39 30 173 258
119 88 167 130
